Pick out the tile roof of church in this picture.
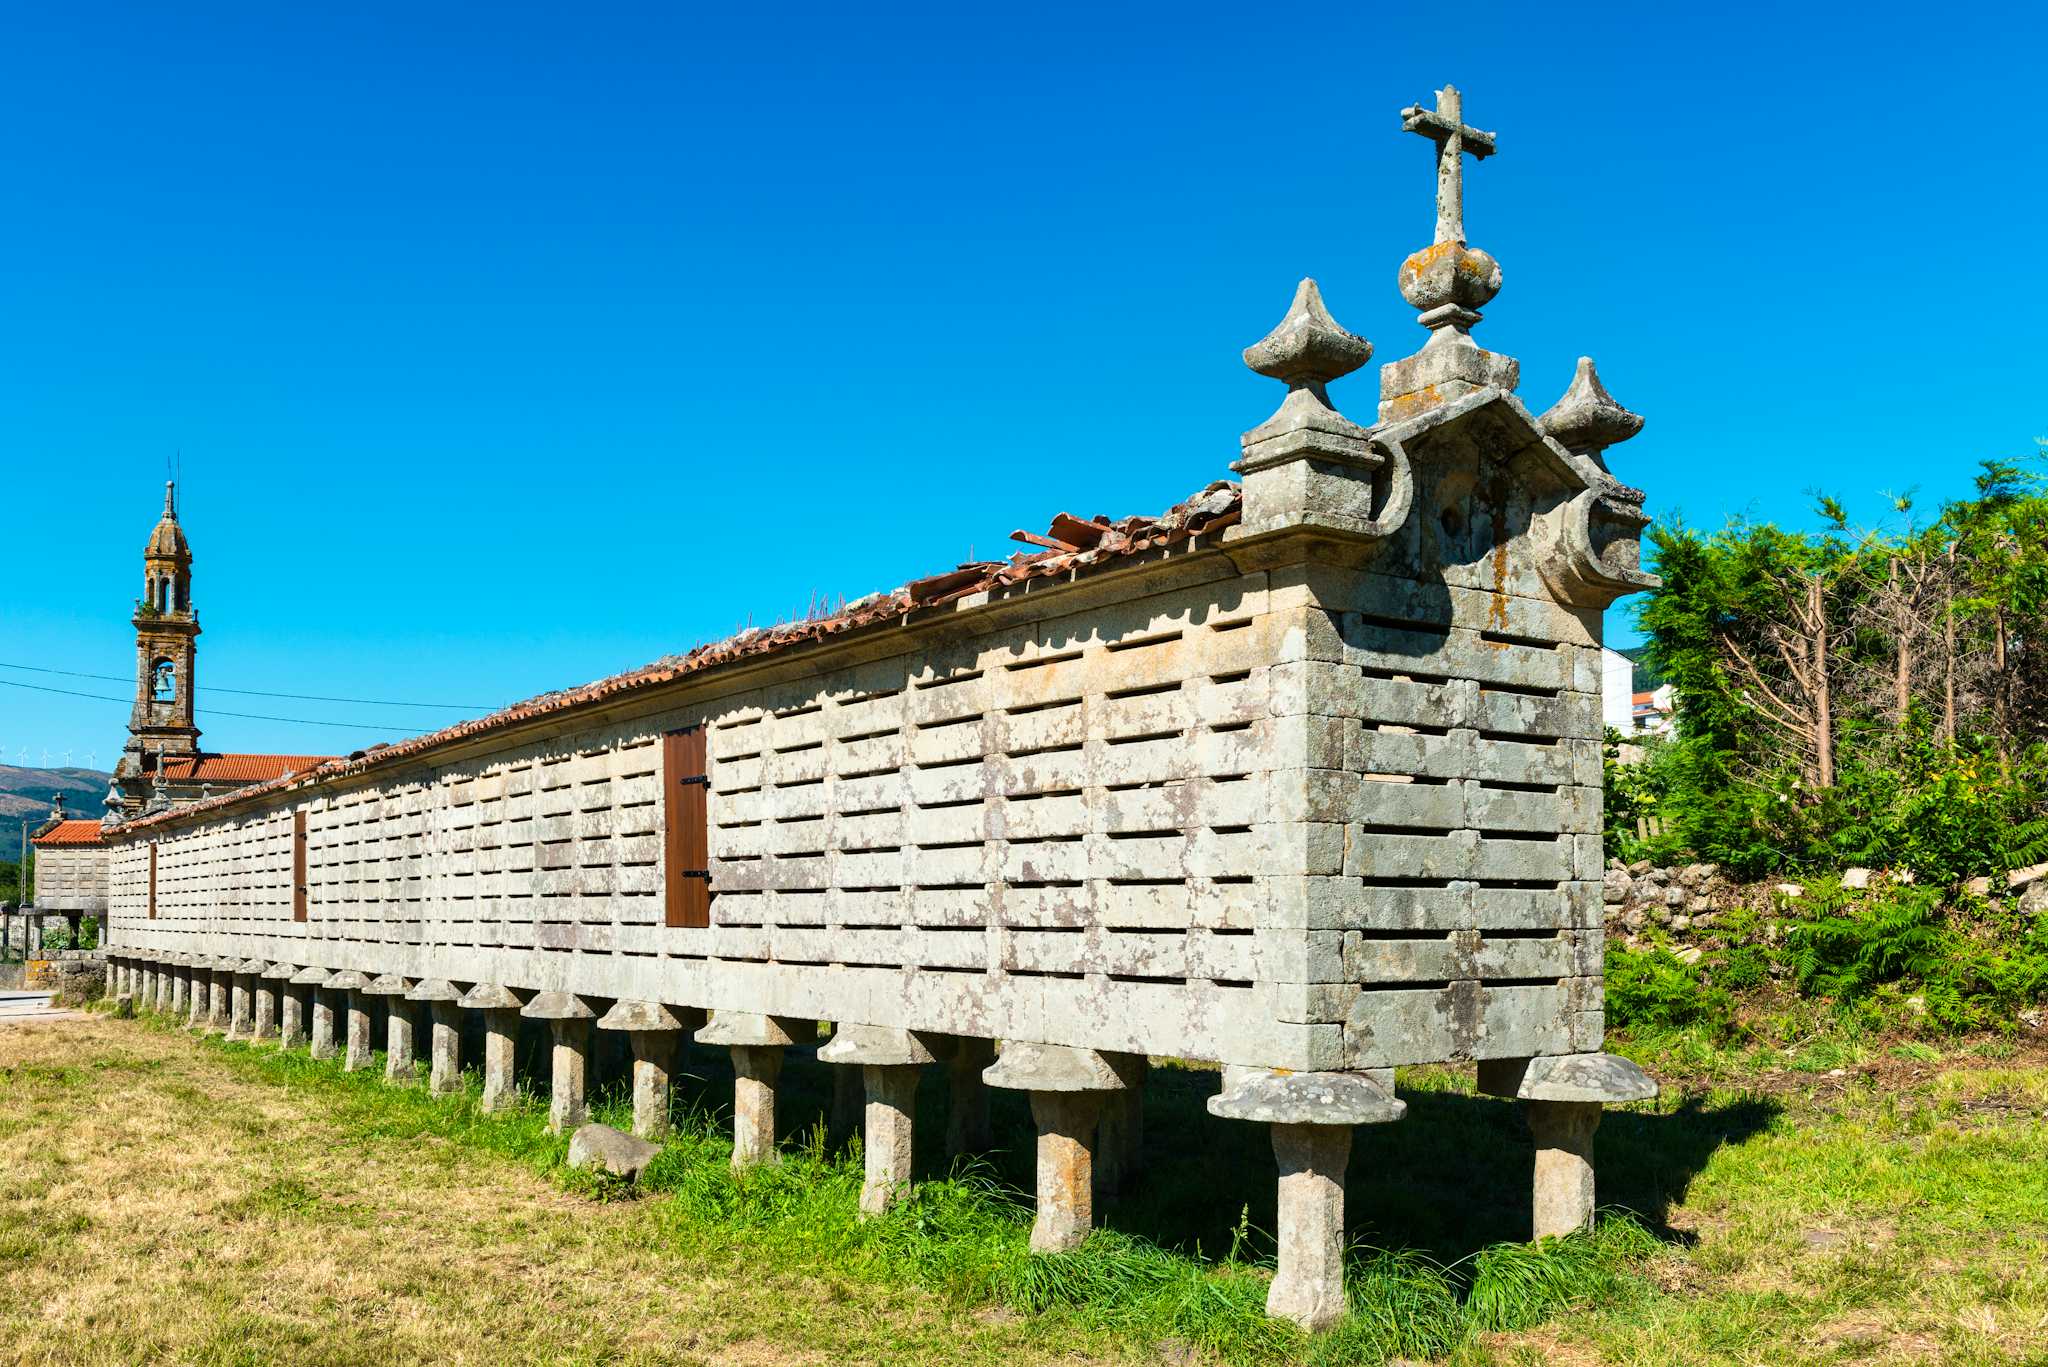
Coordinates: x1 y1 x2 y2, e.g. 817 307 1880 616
156 754 335 783
116 480 1243 832
32 819 105 847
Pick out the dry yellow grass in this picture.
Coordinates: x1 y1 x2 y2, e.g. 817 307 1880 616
0 1014 1140 1367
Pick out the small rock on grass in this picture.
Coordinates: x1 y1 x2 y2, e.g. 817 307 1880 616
567 1122 661 1183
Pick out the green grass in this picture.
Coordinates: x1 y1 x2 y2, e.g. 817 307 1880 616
46 1000 2048 1364
118 1006 1660 1366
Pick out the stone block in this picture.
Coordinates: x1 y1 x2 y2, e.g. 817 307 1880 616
567 1122 662 1183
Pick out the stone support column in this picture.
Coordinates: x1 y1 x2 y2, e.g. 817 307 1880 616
522 992 596 1133
820 1025 939 1216
1477 1053 1657 1241
407 980 464 1095
598 1000 692 1141
327 971 372 1070
206 964 230 1034
363 975 415 1082
300 969 339 1060
152 961 171 1014
285 968 325 1051
229 962 262 1040
945 1036 995 1156
984 1043 1130 1253
459 984 527 1112
697 1011 802 1172
1208 1068 1407 1333
187 962 210 1030
141 961 158 1010
256 965 290 1043
168 959 188 1016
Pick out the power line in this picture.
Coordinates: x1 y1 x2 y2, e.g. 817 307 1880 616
0 661 496 711
0 677 427 734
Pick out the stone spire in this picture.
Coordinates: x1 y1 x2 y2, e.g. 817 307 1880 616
1379 85 1518 423
1538 357 1644 473
1235 279 1389 538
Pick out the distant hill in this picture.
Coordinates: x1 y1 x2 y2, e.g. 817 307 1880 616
0 764 112 829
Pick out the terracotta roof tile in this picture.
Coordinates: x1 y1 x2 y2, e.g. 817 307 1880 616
33 819 105 847
157 754 335 783
116 479 1242 833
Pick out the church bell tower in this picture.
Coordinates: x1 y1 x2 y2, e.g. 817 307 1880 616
114 481 202 814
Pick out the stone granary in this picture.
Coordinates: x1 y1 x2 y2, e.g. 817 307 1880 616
99 86 1658 1331
28 796 109 948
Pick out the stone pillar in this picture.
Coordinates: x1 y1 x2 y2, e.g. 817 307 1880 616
302 970 339 1060
459 983 526 1112
983 1043 1130 1253
153 961 172 1014
1207 1068 1406 1332
187 962 210 1029
598 1000 693 1141
820 1025 939 1216
141 961 158 1011
521 992 596 1133
362 975 415 1082
228 963 259 1040
1477 1053 1657 1242
327 971 372 1070
1095 1052 1149 1200
284 968 323 1050
697 1011 803 1172
167 959 186 1016
945 1036 995 1156
206 964 230 1034
407 980 464 1095
256 965 289 1042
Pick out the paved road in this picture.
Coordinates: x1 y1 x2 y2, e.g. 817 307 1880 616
0 991 86 1024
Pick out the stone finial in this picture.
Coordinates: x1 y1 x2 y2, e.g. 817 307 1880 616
1380 85 1519 423
1242 278 1372 394
1239 282 1373 466
1537 357 1644 469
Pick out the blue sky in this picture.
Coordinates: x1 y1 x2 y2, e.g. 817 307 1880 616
3 1 2042 768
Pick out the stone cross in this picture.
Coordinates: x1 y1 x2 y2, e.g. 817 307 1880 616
1401 84 1495 245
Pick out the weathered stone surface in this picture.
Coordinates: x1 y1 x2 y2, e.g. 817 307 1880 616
1476 1053 1655 1105
521 990 596 1022
983 1042 1127 1094
1528 1100 1601 1239
1267 1122 1351 1332
1026 1090 1101 1252
596 998 686 1033
728 1044 783 1172
697 1011 801 1049
567 1122 662 1182
545 1017 591 1133
1209 1069 1405 1126
427 1000 463 1095
819 1024 940 1068
478 1006 521 1112
625 1027 680 1140
858 1064 920 1217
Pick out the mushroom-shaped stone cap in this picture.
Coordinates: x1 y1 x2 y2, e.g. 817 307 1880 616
289 966 333 985
1243 278 1372 387
1207 1069 1406 1125
520 990 595 1021
261 962 297 980
1516 1053 1657 1105
597 999 687 1033
405 978 463 1003
236 959 268 975
1538 357 1644 457
982 1041 1128 1093
325 969 370 992
695 1010 805 1048
458 982 525 1011
361 973 410 996
818 1024 940 1068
